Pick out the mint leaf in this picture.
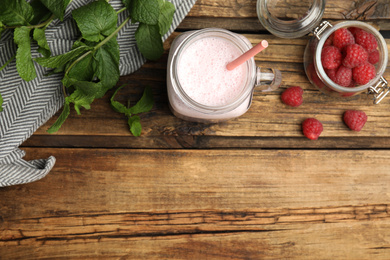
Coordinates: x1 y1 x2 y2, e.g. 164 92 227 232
67 52 95 82
39 0 69 21
110 86 153 136
68 89 94 115
0 22 4 38
33 28 51 58
30 0 51 25
131 0 160 25
93 37 120 88
128 116 142 136
72 0 117 42
110 85 129 115
158 0 175 35
121 0 133 12
135 23 164 61
14 27 36 81
47 101 70 133
0 0 34 26
0 92 3 112
72 81 107 99
128 86 154 114
35 46 89 69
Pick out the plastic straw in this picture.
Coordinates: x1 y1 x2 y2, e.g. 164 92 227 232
226 40 269 71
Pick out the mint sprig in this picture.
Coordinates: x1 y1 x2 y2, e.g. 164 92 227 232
110 85 154 136
14 27 36 81
0 0 70 81
1 0 176 135
0 0 34 26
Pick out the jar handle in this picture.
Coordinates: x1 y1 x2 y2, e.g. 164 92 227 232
255 67 282 92
369 76 389 104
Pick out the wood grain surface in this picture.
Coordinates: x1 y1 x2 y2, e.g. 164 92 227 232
2 0 390 259
25 34 390 149
181 0 390 31
2 148 390 259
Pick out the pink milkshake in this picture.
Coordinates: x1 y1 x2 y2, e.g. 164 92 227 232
177 36 247 107
167 28 281 123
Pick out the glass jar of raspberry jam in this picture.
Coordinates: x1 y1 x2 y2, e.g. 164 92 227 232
257 0 389 103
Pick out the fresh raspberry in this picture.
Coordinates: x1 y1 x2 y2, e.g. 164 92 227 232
333 28 355 50
368 50 380 64
324 33 334 47
353 62 376 85
325 68 337 82
302 118 323 140
347 80 356 88
334 65 352 87
348 27 361 36
307 63 325 89
354 29 378 52
321 46 342 69
342 44 368 68
281 86 303 107
342 81 357 97
343 110 367 131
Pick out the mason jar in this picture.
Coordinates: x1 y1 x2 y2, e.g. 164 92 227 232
257 0 389 104
166 28 282 123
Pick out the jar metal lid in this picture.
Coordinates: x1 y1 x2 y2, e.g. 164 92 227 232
257 0 326 38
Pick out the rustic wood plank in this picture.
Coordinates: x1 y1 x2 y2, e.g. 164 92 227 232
1 212 390 259
178 0 390 31
2 221 390 259
187 0 390 20
2 148 390 258
177 17 390 32
21 136 390 149
25 35 390 148
2 148 390 216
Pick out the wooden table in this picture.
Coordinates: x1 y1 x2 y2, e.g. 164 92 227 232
2 0 390 258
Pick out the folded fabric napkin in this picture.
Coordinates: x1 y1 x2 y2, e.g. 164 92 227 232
0 0 196 187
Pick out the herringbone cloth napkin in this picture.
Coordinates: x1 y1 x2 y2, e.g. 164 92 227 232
0 0 196 187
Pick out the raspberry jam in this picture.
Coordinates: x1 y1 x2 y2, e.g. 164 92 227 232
304 21 388 103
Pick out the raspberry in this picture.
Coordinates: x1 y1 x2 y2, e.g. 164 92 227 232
342 81 357 97
333 28 355 50
368 50 379 64
348 27 361 36
325 68 337 82
353 62 376 85
354 29 378 52
343 110 367 131
342 44 368 68
347 80 356 88
307 63 325 89
324 33 334 46
281 86 303 107
334 65 352 87
302 118 323 140
321 46 342 69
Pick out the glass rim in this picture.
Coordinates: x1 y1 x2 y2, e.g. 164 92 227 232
257 0 326 39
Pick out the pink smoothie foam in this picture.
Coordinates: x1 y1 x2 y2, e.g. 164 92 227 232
177 36 247 107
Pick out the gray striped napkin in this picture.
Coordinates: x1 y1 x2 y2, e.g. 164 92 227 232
0 0 196 187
